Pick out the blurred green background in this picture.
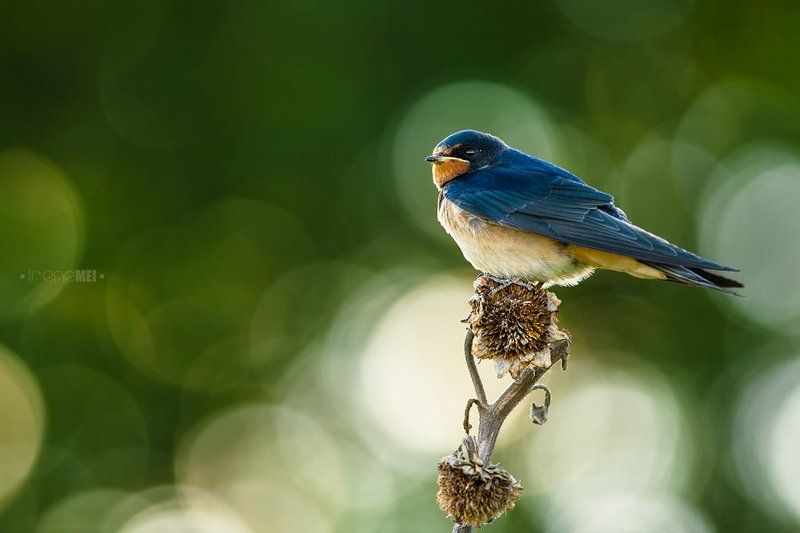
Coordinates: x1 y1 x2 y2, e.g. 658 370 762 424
1 1 800 531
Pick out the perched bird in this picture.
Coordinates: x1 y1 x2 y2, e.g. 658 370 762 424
426 130 743 294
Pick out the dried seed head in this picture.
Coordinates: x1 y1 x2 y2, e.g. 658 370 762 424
437 437 523 527
469 275 567 378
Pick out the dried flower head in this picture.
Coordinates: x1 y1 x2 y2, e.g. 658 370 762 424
469 275 567 378
437 437 522 527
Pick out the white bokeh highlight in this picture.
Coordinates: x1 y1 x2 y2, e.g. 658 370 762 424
391 80 560 240
544 489 713 533
0 345 45 509
733 357 800 524
176 404 336 532
520 361 707 531
699 145 800 329
357 275 517 457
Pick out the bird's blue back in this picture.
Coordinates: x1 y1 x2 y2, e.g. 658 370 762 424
442 148 736 272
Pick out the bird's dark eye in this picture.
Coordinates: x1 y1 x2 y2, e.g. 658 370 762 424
463 146 477 158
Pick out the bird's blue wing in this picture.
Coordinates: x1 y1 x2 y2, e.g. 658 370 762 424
443 155 737 272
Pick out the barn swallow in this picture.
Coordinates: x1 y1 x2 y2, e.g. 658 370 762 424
426 130 743 294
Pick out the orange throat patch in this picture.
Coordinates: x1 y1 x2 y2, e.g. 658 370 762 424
432 159 470 189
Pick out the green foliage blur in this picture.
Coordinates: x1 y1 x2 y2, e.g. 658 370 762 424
2 1 800 532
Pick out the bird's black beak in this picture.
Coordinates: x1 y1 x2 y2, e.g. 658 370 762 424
426 154 468 164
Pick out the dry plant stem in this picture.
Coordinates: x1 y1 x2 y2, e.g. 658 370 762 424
455 331 570 533
453 520 473 533
463 330 488 408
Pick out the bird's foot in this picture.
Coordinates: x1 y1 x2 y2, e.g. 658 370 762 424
485 274 539 297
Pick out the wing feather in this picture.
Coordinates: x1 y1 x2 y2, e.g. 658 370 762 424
443 156 738 272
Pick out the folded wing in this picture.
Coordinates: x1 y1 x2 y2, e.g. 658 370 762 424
443 156 738 272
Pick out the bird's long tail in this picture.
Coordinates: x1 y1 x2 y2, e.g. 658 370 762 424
644 262 745 296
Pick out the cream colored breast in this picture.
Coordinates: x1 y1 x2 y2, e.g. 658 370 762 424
437 196 595 285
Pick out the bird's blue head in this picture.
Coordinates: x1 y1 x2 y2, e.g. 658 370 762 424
426 130 507 189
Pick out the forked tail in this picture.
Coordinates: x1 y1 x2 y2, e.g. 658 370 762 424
645 262 745 296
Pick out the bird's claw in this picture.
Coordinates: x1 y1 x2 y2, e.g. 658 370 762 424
485 274 539 297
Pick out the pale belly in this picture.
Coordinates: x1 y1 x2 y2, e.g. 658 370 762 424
437 197 596 286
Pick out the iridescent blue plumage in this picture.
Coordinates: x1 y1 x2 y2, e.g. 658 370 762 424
429 130 743 294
